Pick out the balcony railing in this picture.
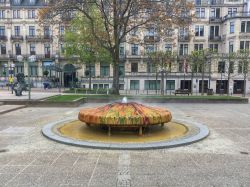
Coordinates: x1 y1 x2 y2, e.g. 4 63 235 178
178 34 190 42
209 35 222 42
209 17 222 23
144 35 160 43
195 0 224 6
0 35 7 41
11 35 23 41
42 35 53 42
223 12 250 21
26 35 42 42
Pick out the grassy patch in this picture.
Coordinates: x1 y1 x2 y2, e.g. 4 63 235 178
56 94 244 100
45 95 84 102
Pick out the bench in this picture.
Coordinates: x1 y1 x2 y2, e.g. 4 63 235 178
174 89 190 96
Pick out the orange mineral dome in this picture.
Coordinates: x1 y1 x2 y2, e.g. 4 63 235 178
78 102 172 126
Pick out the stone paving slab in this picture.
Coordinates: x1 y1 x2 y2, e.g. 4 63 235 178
0 103 250 186
0 105 26 115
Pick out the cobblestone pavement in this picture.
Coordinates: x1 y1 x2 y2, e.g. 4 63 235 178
0 102 250 187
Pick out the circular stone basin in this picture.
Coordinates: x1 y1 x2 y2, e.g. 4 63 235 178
42 118 209 149
78 102 172 126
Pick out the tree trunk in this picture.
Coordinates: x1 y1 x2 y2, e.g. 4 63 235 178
89 73 91 90
201 62 205 96
191 72 194 95
161 71 164 95
243 75 247 97
227 74 230 96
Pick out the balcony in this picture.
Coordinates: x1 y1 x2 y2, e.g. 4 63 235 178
195 0 223 6
11 35 23 42
26 35 42 42
144 35 160 43
178 35 190 42
209 17 222 23
223 12 250 21
42 35 53 42
209 35 222 42
0 35 7 41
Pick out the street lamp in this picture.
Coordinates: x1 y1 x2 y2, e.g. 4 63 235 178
17 55 36 100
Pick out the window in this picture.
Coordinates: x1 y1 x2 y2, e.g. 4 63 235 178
146 27 156 36
30 65 38 76
195 8 205 18
44 26 50 36
228 8 237 16
166 80 175 90
60 43 64 53
131 62 138 73
145 44 155 54
59 25 65 35
130 80 139 90
195 25 204 36
119 64 125 76
131 44 138 55
229 61 234 73
13 10 20 19
147 62 156 73
15 63 24 74
238 61 243 73
240 41 250 50
29 26 35 36
241 21 250 33
86 65 95 77
144 80 160 90
119 44 125 57
230 22 234 34
0 10 5 19
1 44 6 54
44 44 50 58
30 43 36 55
0 26 5 36
195 0 201 6
100 63 110 77
179 27 188 37
194 44 203 51
210 26 219 38
13 0 21 5
209 44 218 52
218 61 225 73
229 41 234 53
179 44 188 56
14 26 20 36
28 10 35 19
165 44 172 52
29 0 36 5
210 8 220 18
15 43 21 55
130 27 138 36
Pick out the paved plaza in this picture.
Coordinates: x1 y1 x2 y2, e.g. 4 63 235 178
0 101 250 186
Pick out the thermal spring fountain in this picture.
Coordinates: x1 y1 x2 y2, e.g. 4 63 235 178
42 97 209 149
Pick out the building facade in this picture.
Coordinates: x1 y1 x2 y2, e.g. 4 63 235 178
0 0 250 94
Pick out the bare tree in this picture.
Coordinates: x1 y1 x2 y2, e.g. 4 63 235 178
39 0 193 94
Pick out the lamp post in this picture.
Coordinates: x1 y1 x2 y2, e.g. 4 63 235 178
17 55 36 100
55 54 62 93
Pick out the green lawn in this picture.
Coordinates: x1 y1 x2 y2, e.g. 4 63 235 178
57 94 244 100
45 95 84 102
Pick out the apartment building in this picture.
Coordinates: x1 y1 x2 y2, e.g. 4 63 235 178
0 0 250 94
